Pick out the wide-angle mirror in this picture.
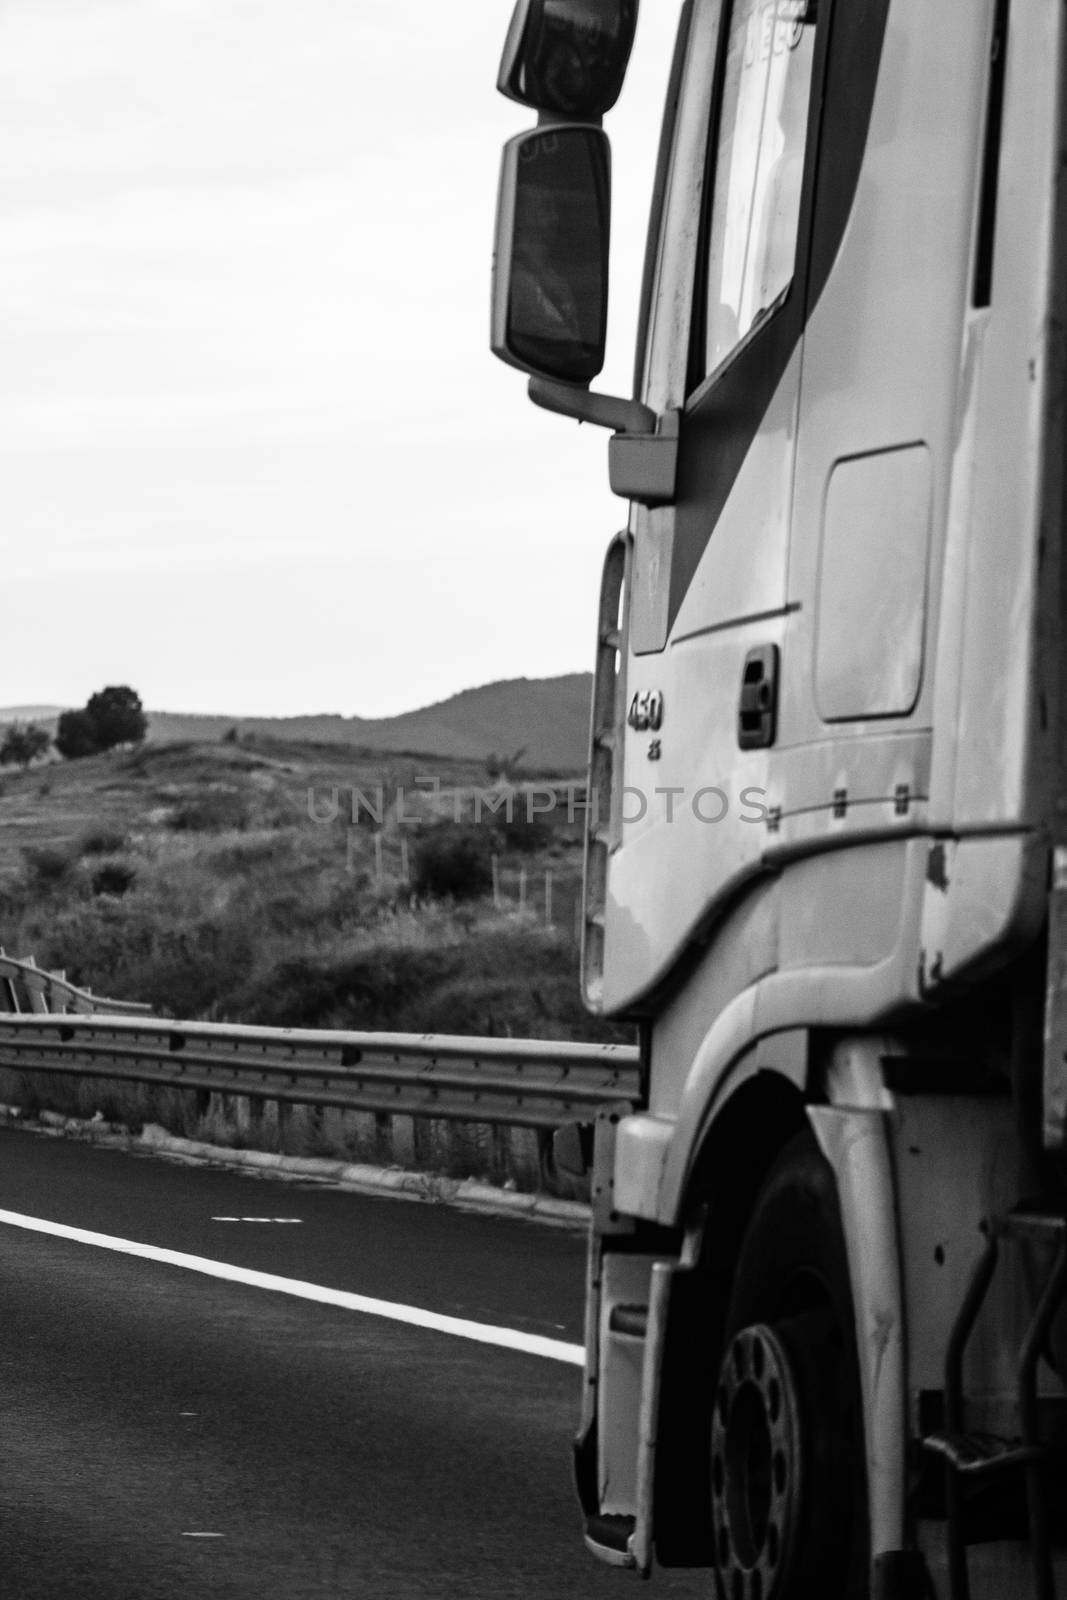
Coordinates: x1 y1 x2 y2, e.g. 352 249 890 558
497 0 639 119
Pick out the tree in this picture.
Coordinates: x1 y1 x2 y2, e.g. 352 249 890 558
55 708 101 760
85 685 147 750
55 686 148 761
0 721 51 770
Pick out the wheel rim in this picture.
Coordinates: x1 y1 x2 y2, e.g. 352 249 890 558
710 1323 803 1600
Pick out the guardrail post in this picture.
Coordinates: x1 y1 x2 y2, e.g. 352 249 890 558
449 1118 489 1180
489 1123 509 1184
393 1113 415 1167
308 1099 326 1153
508 1125 540 1189
229 1091 251 1140
260 1096 280 1149
411 1113 432 1169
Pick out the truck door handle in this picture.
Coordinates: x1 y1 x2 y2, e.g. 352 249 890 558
738 646 779 749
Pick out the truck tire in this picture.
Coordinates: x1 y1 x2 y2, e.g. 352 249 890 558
710 1131 869 1600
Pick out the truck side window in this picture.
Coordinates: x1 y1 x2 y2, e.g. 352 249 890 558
702 0 816 376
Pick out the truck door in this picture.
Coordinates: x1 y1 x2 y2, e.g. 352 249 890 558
604 0 835 1008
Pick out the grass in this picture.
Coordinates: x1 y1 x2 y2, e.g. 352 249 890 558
0 737 625 1044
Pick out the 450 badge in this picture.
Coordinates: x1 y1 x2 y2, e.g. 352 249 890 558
627 688 664 762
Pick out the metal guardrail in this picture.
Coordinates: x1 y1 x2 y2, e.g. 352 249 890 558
0 952 152 1018
0 1014 640 1130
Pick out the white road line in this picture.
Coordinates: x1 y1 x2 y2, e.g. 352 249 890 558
211 1217 304 1224
0 1208 584 1367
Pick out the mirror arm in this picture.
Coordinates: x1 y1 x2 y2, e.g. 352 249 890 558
527 376 656 435
528 377 680 508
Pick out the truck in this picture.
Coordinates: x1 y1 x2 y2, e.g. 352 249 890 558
490 2 1067 1597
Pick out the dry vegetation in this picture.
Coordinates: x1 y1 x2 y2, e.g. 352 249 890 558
0 735 629 1045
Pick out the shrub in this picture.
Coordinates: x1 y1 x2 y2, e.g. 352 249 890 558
91 861 136 897
168 789 250 832
80 827 128 856
0 722 51 769
492 811 554 854
412 824 492 901
233 927 632 1040
21 845 77 890
210 835 285 874
14 900 259 1022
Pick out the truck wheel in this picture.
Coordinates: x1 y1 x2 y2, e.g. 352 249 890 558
710 1132 869 1599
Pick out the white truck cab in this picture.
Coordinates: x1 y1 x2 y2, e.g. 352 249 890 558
492 3 1067 1596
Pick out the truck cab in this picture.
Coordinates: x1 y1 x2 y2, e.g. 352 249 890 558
492 3 1067 1596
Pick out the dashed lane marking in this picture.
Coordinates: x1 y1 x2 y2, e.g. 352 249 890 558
211 1217 304 1224
0 1208 584 1366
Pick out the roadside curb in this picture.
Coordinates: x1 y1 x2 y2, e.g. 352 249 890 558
0 1104 591 1230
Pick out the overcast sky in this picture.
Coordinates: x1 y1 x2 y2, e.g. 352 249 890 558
0 0 680 717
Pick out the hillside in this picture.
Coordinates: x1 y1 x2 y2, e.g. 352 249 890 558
1 674 593 773
0 705 64 722
0 734 626 1046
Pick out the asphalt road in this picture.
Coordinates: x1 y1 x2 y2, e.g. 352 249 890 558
0 1128 708 1599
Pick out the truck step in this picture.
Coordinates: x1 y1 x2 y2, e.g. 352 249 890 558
584 1513 636 1561
923 1430 1045 1477
927 1201 1067 1600
607 1303 648 1338
996 1207 1067 1245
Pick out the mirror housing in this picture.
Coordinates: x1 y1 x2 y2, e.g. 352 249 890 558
608 410 680 507
498 0 639 120
492 125 611 386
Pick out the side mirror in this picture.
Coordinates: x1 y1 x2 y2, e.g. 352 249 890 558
490 101 679 506
491 124 611 386
497 0 639 120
